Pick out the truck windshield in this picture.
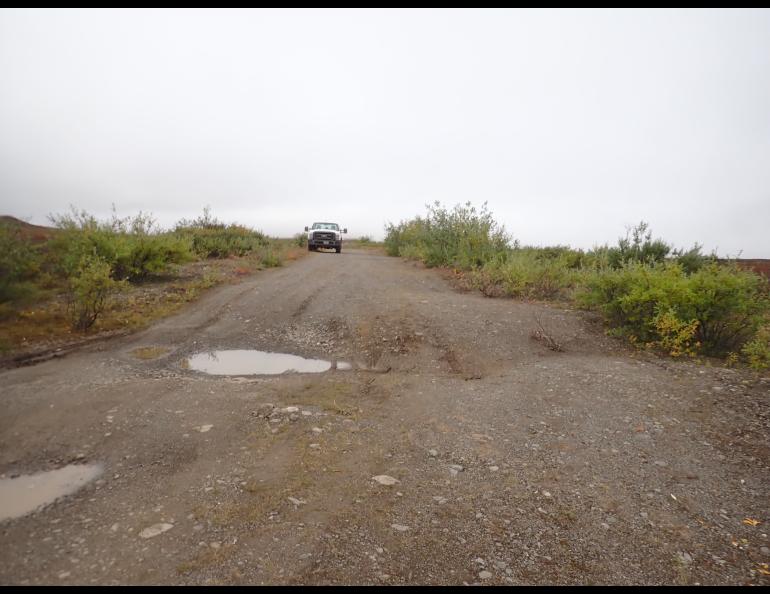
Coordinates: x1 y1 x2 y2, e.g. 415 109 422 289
312 223 339 230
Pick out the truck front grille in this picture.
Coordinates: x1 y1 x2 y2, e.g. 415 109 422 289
313 232 336 241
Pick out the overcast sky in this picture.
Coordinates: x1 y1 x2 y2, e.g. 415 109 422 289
1 8 768 256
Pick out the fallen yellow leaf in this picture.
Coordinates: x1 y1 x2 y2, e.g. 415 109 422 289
743 518 761 527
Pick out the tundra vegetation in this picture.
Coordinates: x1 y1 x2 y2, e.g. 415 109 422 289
0 207 296 352
385 202 770 369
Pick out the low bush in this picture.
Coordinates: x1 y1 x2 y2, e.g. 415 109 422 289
256 245 282 268
578 262 769 356
741 324 770 370
0 220 40 304
384 201 509 268
590 221 710 272
49 208 192 282
470 250 583 300
174 208 269 259
67 254 125 331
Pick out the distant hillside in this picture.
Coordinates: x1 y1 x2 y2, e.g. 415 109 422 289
733 259 770 280
0 215 59 242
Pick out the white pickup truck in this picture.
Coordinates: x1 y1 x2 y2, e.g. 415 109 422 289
304 222 348 253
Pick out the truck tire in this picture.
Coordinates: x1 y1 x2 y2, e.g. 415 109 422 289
336 246 341 253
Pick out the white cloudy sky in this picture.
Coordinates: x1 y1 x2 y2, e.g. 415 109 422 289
1 8 768 256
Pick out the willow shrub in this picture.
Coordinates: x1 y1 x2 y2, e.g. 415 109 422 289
578 261 769 356
384 201 509 268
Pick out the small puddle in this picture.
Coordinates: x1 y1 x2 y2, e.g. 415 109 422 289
185 350 353 376
0 464 103 522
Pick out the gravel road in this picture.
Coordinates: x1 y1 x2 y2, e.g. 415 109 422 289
1 248 768 585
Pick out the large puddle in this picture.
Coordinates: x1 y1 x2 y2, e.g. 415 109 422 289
185 350 353 376
0 464 103 522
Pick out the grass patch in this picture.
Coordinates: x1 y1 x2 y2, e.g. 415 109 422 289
279 380 359 417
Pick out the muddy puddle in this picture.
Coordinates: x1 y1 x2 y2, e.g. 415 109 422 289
185 350 352 376
0 464 103 522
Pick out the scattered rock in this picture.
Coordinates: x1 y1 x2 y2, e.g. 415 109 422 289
253 404 274 417
288 497 306 506
479 570 493 580
372 475 400 486
197 425 213 433
391 524 410 532
139 523 174 539
428 449 438 457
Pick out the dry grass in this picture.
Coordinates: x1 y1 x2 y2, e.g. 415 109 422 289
278 380 359 417
130 346 171 360
530 314 564 352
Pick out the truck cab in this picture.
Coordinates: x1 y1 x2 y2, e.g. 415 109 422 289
305 222 347 253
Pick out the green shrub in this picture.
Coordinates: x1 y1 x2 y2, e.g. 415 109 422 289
67 255 124 331
0 221 40 303
578 262 769 356
293 233 307 247
111 233 192 282
610 222 671 267
741 325 770 370
652 307 700 357
471 252 583 300
384 201 509 268
257 245 282 268
589 221 708 272
49 208 192 282
687 263 770 354
174 209 268 259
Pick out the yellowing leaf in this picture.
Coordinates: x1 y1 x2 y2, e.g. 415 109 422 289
743 518 761 527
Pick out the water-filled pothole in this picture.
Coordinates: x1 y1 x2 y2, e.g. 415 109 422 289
0 464 103 522
185 350 353 376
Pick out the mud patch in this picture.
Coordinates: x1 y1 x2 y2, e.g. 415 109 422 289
0 464 103 522
185 350 352 376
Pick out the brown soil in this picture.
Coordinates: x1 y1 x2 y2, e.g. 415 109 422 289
735 259 770 280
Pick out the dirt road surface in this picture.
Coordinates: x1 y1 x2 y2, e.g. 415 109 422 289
1 249 768 585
